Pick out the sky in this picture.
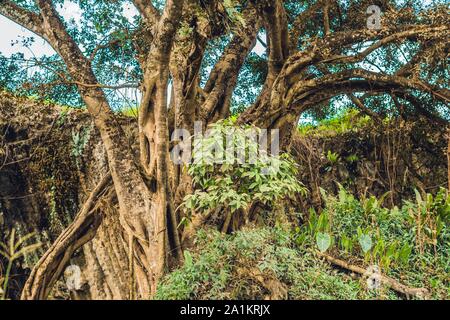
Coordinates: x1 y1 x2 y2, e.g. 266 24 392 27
0 15 54 58
0 1 146 58
0 1 83 58
0 1 266 58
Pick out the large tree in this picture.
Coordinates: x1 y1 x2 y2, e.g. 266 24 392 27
0 0 448 299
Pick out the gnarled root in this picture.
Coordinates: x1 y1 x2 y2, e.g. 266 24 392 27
21 173 113 300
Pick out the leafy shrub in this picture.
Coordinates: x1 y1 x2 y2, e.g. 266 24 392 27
155 227 366 300
183 120 307 215
158 186 450 300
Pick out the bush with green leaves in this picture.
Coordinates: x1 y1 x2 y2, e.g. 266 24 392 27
158 186 449 300
183 120 307 215
294 186 450 298
155 227 369 300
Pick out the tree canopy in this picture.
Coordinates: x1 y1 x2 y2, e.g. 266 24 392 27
1 0 448 118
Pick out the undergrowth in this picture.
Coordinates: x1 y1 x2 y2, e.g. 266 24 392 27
156 187 449 300
294 187 449 299
156 226 373 300
0 229 41 300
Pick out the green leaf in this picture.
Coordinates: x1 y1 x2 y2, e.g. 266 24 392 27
358 234 373 253
316 232 331 253
398 243 412 265
183 250 193 268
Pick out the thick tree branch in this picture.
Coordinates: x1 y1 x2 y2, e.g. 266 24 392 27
393 91 449 126
319 253 430 299
32 0 166 297
132 0 160 26
34 0 102 92
320 26 448 65
252 0 289 83
0 0 46 38
283 25 449 83
396 41 448 78
223 22 448 131
287 69 450 108
323 0 331 35
201 5 259 122
135 0 185 279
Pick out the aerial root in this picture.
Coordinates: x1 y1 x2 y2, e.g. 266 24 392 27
21 172 113 300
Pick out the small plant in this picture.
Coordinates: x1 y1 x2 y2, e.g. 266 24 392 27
316 232 332 253
404 189 450 255
325 151 340 172
326 150 340 164
339 234 354 253
120 106 139 118
0 229 41 300
223 0 246 27
345 154 359 163
177 23 193 39
357 231 373 254
56 109 69 127
306 207 330 236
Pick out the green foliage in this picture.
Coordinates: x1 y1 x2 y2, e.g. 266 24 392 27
305 206 330 235
158 185 450 300
298 109 372 136
183 120 307 215
156 227 366 300
358 233 373 254
316 232 331 253
223 0 246 27
325 150 341 172
177 23 194 39
294 186 450 298
2 1 448 119
120 106 139 118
